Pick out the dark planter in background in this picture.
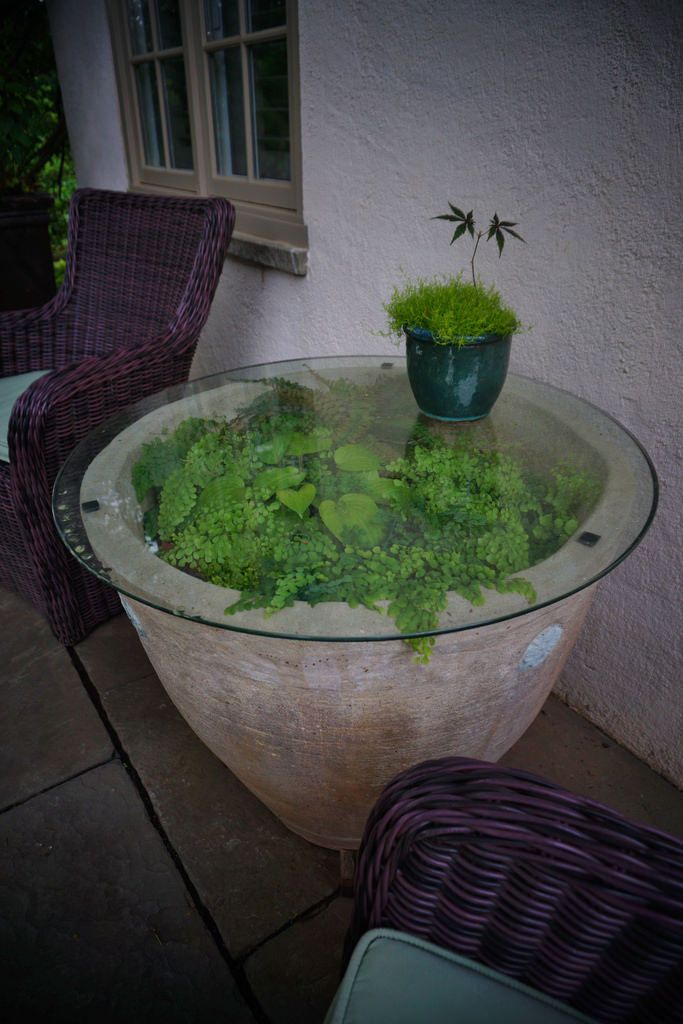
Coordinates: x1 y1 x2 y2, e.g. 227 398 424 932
0 193 56 312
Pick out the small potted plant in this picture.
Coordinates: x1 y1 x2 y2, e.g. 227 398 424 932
385 205 525 421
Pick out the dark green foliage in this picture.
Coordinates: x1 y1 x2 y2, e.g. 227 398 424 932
132 418 214 504
1 1 62 194
42 157 76 286
0 1 76 283
132 377 601 662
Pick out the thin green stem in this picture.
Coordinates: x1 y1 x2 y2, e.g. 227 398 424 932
470 231 483 287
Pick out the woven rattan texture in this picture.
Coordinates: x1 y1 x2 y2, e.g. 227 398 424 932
348 757 683 1023
0 188 235 644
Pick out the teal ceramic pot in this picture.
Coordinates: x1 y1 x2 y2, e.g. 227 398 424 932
404 326 512 421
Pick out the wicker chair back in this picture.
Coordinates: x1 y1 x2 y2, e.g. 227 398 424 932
0 188 235 644
63 190 217 358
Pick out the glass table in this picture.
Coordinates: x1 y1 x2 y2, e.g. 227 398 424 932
54 357 657 849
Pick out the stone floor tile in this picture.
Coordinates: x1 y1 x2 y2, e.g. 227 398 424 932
0 588 113 809
0 761 255 1024
0 586 56 663
76 609 153 688
502 693 683 837
245 897 352 1024
82 663 339 956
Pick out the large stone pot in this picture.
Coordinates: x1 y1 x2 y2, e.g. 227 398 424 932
54 359 657 850
121 587 594 848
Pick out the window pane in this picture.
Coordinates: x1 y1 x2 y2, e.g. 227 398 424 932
161 58 193 169
248 0 286 32
155 0 183 49
204 0 240 40
127 0 153 54
208 48 247 176
135 62 164 166
249 40 290 180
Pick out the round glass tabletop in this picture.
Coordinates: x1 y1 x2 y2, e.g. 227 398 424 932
54 357 657 645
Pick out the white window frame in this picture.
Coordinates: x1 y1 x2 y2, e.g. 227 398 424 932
108 0 307 248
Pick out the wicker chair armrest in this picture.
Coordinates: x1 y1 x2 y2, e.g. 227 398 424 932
4 340 192 645
7 340 178 483
0 287 72 376
347 757 683 1024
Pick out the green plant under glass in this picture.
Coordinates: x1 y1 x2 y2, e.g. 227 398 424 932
132 375 600 662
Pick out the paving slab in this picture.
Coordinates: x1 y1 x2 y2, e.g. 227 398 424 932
76 627 339 956
0 587 113 809
244 897 352 1024
502 693 683 837
77 610 153 688
0 760 254 1024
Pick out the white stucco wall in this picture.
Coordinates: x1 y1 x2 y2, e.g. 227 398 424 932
49 0 682 786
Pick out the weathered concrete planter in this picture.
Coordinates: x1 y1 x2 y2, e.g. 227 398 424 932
55 359 656 850
121 588 594 848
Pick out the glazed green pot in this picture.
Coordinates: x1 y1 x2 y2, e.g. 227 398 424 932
404 326 512 421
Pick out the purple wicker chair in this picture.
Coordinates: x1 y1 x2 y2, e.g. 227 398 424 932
0 188 234 645
347 757 683 1023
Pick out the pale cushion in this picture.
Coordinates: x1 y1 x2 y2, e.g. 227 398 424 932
0 370 52 462
325 929 596 1024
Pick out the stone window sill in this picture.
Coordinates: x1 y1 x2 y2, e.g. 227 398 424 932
227 233 308 277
